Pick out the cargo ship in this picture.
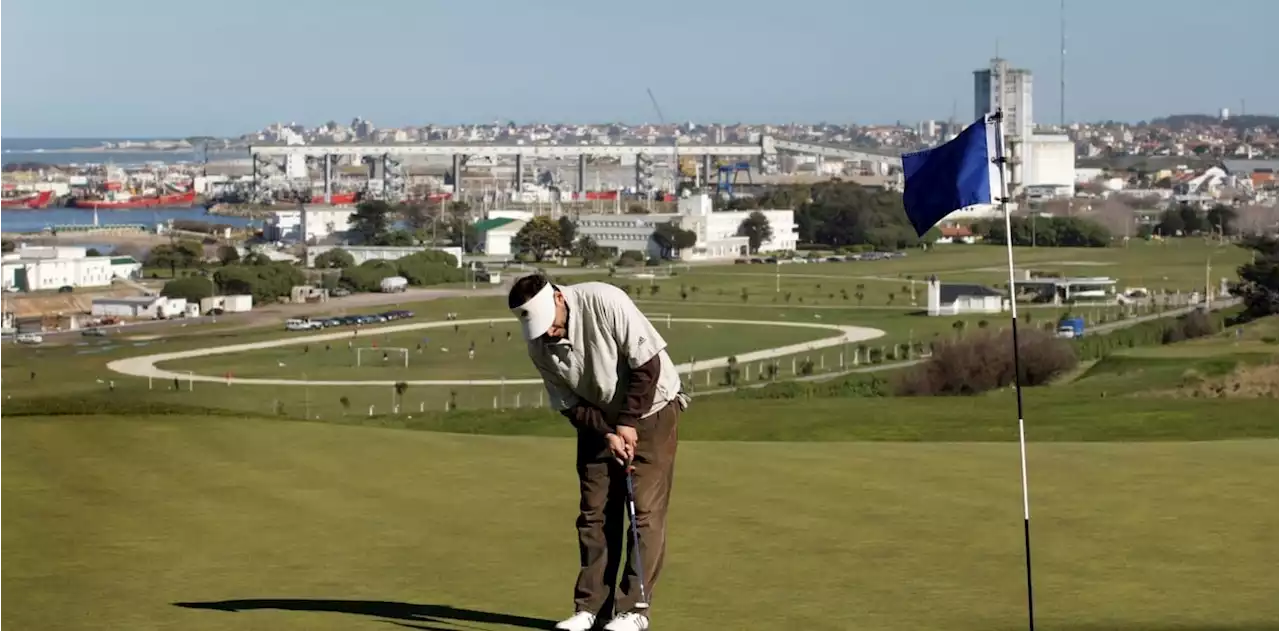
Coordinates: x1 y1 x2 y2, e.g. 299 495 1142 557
0 190 54 209
308 191 358 204
69 188 197 209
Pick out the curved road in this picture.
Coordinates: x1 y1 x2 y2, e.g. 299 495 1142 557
106 317 885 387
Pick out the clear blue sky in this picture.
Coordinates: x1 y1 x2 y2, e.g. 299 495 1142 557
2 0 1276 137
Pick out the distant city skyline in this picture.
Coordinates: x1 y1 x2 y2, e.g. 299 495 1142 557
2 0 1276 138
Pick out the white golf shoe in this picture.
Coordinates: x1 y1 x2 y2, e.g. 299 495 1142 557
554 611 597 631
603 611 650 631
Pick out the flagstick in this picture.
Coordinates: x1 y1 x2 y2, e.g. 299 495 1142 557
991 109 1036 631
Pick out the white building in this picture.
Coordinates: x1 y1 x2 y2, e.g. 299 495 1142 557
199 295 253 314
574 194 799 261
1024 134 1076 199
473 217 526 257
304 245 463 268
974 57 1033 185
266 206 358 243
1 245 141 292
926 276 1005 316
92 296 188 319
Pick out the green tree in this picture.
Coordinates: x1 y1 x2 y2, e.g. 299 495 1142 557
161 276 215 303
395 251 465 286
340 260 399 292
314 248 356 269
216 245 240 265
1 240 14 253
146 239 204 273
785 181 920 249
626 203 649 214
349 200 394 244
573 235 602 265
373 229 415 247
241 251 273 266
557 216 578 252
213 262 305 304
737 211 774 253
1229 235 1278 319
86 248 103 257
1206 204 1238 235
512 216 561 262
652 221 697 259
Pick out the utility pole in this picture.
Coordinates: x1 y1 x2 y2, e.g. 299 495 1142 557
1205 255 1212 304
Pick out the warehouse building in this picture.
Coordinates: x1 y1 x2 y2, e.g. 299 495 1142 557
473 217 526 257
1 245 141 292
91 296 189 319
572 193 798 261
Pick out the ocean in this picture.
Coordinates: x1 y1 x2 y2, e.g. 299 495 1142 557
1 137 247 166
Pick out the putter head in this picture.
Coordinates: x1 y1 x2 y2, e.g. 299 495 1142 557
634 602 650 610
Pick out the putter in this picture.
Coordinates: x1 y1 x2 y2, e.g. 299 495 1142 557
624 461 651 611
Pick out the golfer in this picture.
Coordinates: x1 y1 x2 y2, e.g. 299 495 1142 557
508 274 687 631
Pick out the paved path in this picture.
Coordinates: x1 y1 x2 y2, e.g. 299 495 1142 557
106 317 885 387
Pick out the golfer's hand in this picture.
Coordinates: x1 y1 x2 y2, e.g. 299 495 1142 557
605 433 630 465
616 425 638 462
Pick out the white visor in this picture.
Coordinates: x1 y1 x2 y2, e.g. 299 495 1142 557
511 282 556 340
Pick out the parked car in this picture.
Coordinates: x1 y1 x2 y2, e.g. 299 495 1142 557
82 328 107 337
15 333 43 344
284 318 323 331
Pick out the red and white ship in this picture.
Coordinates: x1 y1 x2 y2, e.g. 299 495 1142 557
0 190 54 209
69 182 197 209
308 191 358 204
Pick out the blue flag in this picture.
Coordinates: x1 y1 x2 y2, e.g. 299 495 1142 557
901 114 999 237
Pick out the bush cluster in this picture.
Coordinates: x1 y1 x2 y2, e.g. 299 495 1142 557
339 250 464 292
1073 309 1227 360
896 327 1077 396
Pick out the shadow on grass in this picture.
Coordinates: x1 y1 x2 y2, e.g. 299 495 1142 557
173 599 555 630
1000 625 1276 631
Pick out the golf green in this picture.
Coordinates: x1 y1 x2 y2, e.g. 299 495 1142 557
4 416 1275 631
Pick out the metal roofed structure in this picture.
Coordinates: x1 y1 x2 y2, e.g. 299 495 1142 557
248 137 904 201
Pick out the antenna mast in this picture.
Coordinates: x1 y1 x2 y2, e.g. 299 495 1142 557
1060 0 1067 127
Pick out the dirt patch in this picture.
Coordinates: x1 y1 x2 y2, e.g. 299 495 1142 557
1148 364 1279 399
1 285 148 319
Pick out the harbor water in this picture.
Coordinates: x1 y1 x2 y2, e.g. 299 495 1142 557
0 207 261 234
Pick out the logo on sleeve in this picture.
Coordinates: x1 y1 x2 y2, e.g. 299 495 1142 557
638 335 647 346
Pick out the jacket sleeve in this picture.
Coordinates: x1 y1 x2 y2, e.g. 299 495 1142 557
561 404 614 436
615 354 661 428
602 287 669 427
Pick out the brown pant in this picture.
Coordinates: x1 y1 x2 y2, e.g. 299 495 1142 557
573 399 680 618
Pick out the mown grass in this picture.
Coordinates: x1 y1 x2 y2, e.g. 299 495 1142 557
154 320 838 381
4 415 1276 631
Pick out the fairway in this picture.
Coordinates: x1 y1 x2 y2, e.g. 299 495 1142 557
631 240 1250 310
144 318 861 382
4 416 1275 631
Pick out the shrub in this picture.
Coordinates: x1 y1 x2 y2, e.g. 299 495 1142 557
617 250 645 267
1179 309 1216 339
896 327 1077 396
